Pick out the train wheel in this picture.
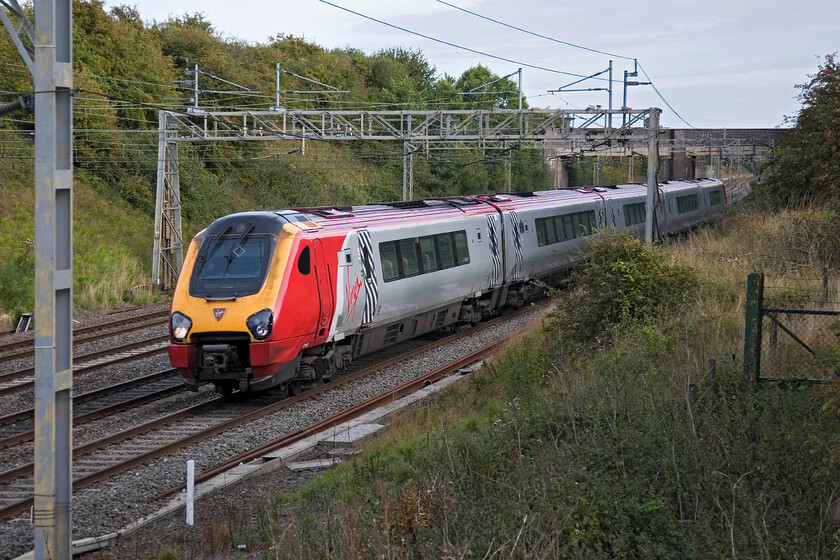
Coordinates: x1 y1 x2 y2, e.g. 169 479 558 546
288 379 305 397
219 384 235 401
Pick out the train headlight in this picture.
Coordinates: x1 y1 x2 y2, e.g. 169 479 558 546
246 309 273 340
171 312 192 342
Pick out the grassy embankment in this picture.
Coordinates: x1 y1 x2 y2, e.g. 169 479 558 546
163 204 840 559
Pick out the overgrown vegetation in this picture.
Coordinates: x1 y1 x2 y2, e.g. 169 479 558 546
555 232 696 345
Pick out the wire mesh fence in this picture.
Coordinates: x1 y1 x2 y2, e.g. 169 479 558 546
744 272 840 384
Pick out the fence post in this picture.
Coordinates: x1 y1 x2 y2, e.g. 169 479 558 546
823 265 829 305
743 272 764 384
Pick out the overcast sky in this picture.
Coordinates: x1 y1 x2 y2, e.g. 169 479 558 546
112 0 840 129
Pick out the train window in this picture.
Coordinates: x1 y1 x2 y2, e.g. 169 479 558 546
419 236 439 273
453 231 470 265
623 202 645 226
380 230 468 282
709 189 723 206
190 233 272 299
536 220 547 246
544 217 558 245
554 216 567 242
563 215 574 239
582 210 597 235
379 241 399 282
360 246 372 280
297 246 311 275
536 210 598 246
676 194 699 214
572 213 584 237
399 238 420 277
438 233 456 269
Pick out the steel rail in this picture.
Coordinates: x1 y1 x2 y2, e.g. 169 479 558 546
0 335 169 397
150 310 538 502
0 311 168 361
0 368 182 448
0 397 226 520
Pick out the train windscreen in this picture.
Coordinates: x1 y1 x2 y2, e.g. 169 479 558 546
189 231 273 299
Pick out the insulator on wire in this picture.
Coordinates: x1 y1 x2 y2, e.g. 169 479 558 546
0 95 33 118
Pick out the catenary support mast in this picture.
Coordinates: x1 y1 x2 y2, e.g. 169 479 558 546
1 0 74 557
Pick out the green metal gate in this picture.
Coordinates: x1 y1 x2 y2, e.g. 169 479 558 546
744 272 840 384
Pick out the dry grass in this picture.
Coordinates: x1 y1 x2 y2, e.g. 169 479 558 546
75 253 154 310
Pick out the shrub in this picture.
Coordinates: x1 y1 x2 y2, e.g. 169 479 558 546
556 232 697 344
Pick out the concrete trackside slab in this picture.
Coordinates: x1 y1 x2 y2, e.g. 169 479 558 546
286 457 344 471
317 423 385 447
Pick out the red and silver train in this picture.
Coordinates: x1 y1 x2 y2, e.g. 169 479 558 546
168 179 726 396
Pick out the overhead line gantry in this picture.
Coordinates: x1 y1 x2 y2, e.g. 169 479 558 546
153 106 663 289
152 107 777 289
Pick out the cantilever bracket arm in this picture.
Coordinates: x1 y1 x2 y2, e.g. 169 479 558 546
0 0 34 72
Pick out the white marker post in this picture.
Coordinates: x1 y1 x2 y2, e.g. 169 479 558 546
186 460 195 526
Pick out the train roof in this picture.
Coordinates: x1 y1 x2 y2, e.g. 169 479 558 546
214 178 722 235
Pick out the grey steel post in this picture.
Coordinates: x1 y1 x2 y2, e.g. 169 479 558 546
622 69 628 127
645 108 660 245
275 62 280 108
402 141 414 201
33 0 73 557
517 67 522 135
153 110 166 286
193 63 199 110
607 60 612 128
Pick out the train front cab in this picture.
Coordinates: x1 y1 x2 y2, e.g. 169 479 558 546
169 214 329 395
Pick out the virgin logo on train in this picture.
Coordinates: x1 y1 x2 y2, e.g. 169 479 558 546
345 276 363 322
213 308 226 321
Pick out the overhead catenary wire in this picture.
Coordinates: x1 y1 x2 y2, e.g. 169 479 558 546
432 0 694 128
434 0 634 62
315 0 608 82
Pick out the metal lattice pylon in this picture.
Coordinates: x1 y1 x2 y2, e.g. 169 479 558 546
153 111 183 290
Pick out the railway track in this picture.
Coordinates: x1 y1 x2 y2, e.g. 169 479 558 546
0 307 539 522
155 322 515 503
0 334 169 397
0 368 184 449
0 311 169 362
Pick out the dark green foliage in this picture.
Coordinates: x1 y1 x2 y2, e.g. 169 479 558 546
757 54 840 207
557 232 696 343
456 64 525 109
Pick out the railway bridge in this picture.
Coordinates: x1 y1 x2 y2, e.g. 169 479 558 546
545 127 784 187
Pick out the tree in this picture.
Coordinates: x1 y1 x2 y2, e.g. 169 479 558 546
758 54 840 206
369 48 435 109
456 65 526 109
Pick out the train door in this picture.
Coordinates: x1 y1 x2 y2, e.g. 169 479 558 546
505 210 524 281
486 212 504 288
658 187 668 234
333 231 365 333
596 203 607 230
312 239 335 339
